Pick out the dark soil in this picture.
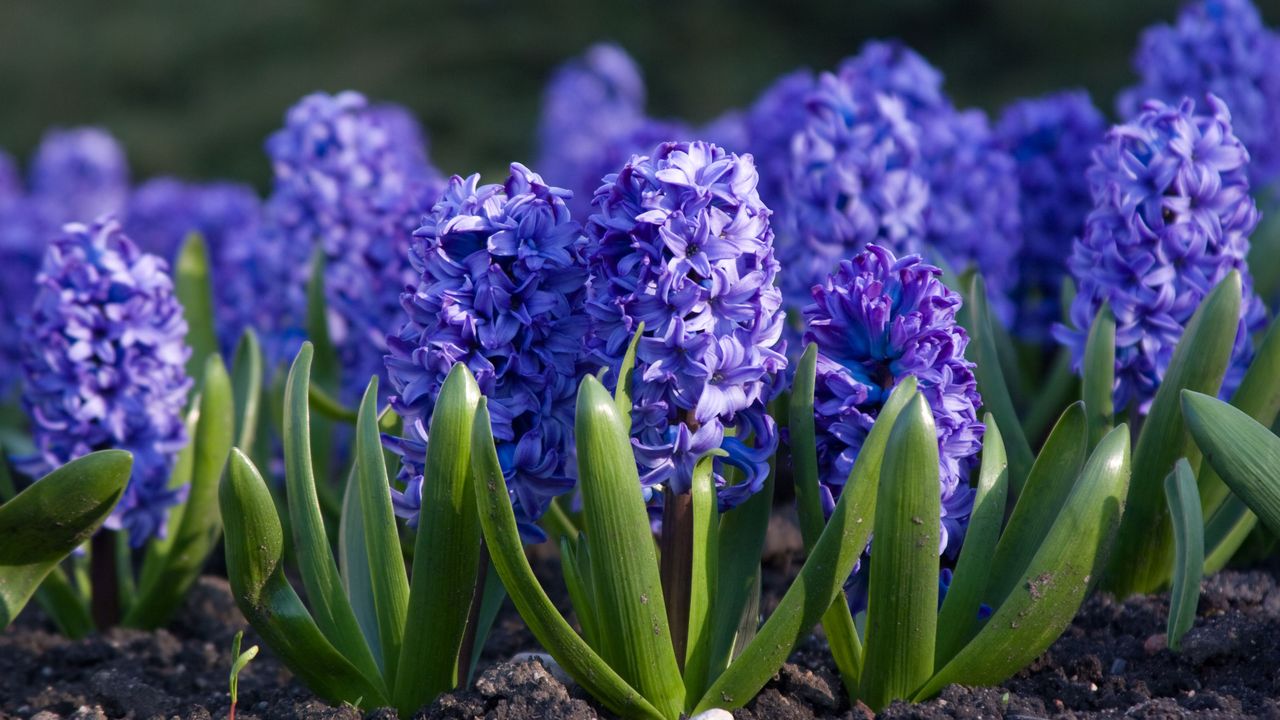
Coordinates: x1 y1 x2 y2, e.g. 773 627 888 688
4 533 1280 719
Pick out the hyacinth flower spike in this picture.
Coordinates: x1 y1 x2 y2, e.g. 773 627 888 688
17 219 245 634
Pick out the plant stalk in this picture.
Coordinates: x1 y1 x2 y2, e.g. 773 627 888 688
90 530 121 630
659 488 693 670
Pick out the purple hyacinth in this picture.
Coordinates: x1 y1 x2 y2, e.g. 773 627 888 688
1120 0 1280 188
996 91 1107 344
20 218 191 546
123 178 264 350
837 42 1023 322
804 244 982 606
780 66 930 312
536 43 648 218
1055 95 1266 413
586 141 787 508
386 163 590 540
741 69 816 211
264 91 442 397
0 197 48 396
30 127 129 225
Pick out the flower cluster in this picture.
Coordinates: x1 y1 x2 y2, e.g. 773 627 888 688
20 218 191 545
740 69 815 211
386 164 591 539
780 66 930 312
804 245 982 605
1119 0 1280 188
30 127 130 225
1056 95 1266 412
585 141 786 508
123 178 264 349
264 91 442 396
996 91 1107 344
838 42 1023 322
536 43 649 218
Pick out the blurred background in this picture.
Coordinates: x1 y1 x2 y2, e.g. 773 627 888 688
1 0 1275 188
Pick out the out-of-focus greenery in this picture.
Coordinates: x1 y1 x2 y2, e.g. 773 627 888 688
1 0 1270 188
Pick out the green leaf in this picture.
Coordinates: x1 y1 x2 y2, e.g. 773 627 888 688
471 399 666 720
968 275 1034 495
707 466 773 685
1082 303 1116 451
219 450 388 706
1199 315 1280 569
560 536 601 650
353 378 409 682
1107 271 1241 596
394 364 483 715
125 355 235 629
984 403 1087 611
576 375 685 718
282 342 382 683
305 249 339 498
174 232 219 387
134 404 198 594
0 450 131 628
1164 459 1203 652
34 566 95 639
860 394 940 710
1022 348 1078 444
613 321 644 435
339 464 381 664
231 328 264 452
695 379 919 715
1182 390 1280 538
682 456 720 705
935 413 1007 666
787 343 862 694
466 560 507 684
915 424 1131 700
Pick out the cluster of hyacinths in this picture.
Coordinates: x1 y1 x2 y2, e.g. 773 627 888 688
995 91 1106 343
386 163 590 539
1120 0 1280 189
0 128 131 396
19 218 190 545
1057 94 1266 413
836 41 1023 322
805 244 983 606
263 91 442 395
585 140 786 508
779 64 929 313
124 178 264 349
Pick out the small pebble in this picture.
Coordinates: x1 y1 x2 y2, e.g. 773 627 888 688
1144 633 1168 655
690 710 734 720
1109 658 1127 675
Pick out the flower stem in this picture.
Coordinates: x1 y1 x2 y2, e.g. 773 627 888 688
90 530 120 630
659 488 693 670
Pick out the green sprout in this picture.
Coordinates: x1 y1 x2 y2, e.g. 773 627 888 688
229 630 260 720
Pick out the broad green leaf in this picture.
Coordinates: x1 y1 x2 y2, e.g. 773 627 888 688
282 342 381 683
466 560 507 684
0 451 131 628
968 275 1034 495
935 414 1007 666
683 456 720 705
984 402 1087 610
861 394 940 710
576 376 685 718
694 379 919 715
339 464 381 663
1199 316 1280 569
560 536 600 650
395 364 483 715
231 329 264 452
305 249 339 499
174 233 219 386
707 466 773 685
125 355 235 629
1182 390 1280 538
1082 303 1115 451
134 404 198 594
1164 459 1203 652
354 378 409 683
34 566 94 639
471 399 665 720
613 321 644 435
1107 271 1240 596
309 382 359 424
915 424 1130 699
219 450 388 705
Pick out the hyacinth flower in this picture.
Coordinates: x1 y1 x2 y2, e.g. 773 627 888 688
995 91 1106 345
16 217 243 634
1119 0 1280 189
30 126 130 225
1053 94 1272 597
803 246 984 609
836 41 1023 323
385 163 591 542
738 68 815 212
263 91 442 399
779 65 930 315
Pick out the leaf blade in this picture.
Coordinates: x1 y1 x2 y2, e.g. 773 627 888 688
1165 459 1203 652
